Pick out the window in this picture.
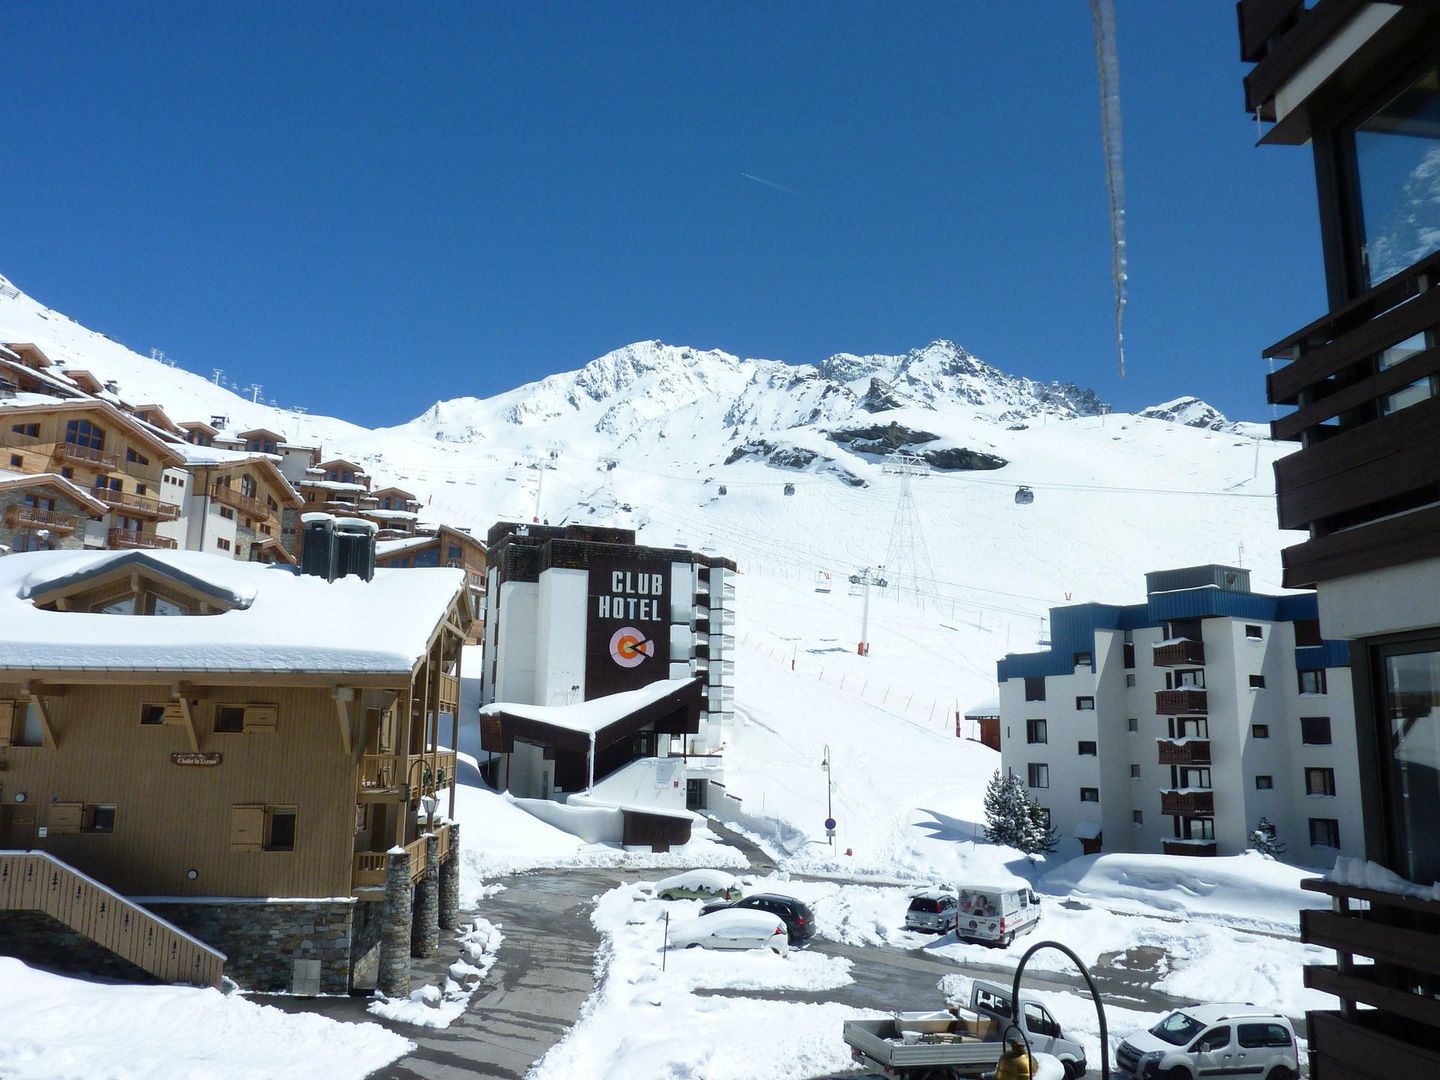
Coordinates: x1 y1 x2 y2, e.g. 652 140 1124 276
1256 775 1274 790
1125 673 1136 688
216 537 231 551
1027 763 1049 789
1252 724 1270 739
1026 719 1047 745
1127 718 1138 733
1123 641 1135 668
1130 764 1141 779
1078 740 1097 756
1298 669 1327 695
7 455 18 468
60 467 72 480
219 507 235 520
139 704 168 726
1073 651 1092 668
1310 818 1341 849
1301 716 1332 745
82 805 116 833
1075 696 1095 711
125 448 149 466
1132 810 1143 826
1306 767 1337 797
1187 817 1216 840
1024 676 1046 702
1294 619 1323 647
215 706 246 733
1377 638 1440 884
1239 1023 1294 1049
4 701 47 747
64 418 105 450
1193 1027 1231 1054
11 422 40 438
1080 787 1099 803
265 807 297 851
1175 669 1205 689
1245 625 1263 640
1249 674 1266 689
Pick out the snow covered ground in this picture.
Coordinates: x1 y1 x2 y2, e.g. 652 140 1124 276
0 958 412 1080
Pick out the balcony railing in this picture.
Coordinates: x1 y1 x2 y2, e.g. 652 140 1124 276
52 441 122 471
95 488 181 520
352 851 387 889
1157 738 1211 766
1162 839 1217 857
1153 639 1205 667
1160 789 1215 816
210 483 274 520
1300 877 1440 1079
1156 689 1208 715
356 750 456 800
351 822 457 891
438 673 460 713
3 505 80 535
107 528 177 550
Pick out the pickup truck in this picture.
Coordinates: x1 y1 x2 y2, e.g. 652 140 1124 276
843 978 1087 1079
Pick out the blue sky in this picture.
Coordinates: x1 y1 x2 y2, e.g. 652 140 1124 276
1 3 1321 427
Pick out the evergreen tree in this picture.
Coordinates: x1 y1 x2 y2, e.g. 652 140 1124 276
982 771 1057 855
1250 816 1286 857
1023 797 1059 856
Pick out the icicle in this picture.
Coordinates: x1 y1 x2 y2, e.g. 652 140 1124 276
1090 0 1127 378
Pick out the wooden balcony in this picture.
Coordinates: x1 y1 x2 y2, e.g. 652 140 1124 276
95 488 180 520
438 673 460 713
356 750 456 801
1153 639 1205 667
1155 689 1207 715
107 527 177 550
52 441 122 471
1157 738 1211 766
1162 839 1217 857
4 505 80 535
210 483 273 520
351 822 455 891
1299 877 1440 1078
1160 789 1214 816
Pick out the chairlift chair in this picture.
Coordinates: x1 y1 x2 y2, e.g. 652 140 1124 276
1015 485 1035 506
783 483 796 496
718 485 727 496
814 571 832 593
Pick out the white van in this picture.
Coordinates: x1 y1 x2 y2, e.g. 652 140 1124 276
954 883 1041 946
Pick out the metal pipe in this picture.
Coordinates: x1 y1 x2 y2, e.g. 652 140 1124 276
1009 939 1110 1079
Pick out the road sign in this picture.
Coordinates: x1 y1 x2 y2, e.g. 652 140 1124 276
826 828 836 838
824 817 836 831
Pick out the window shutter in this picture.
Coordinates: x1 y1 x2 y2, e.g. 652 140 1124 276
243 706 278 733
0 700 13 747
231 805 265 851
81 805 96 831
162 702 187 726
49 802 83 834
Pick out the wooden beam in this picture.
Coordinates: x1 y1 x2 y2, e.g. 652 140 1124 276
170 684 199 752
332 688 354 755
19 684 58 749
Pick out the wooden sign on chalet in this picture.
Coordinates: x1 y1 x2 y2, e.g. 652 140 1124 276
170 751 223 767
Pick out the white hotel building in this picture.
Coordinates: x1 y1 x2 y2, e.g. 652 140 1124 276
996 565 1363 869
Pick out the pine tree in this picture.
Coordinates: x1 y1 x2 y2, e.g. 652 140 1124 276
982 770 1031 848
1250 816 1286 857
1023 797 1059 856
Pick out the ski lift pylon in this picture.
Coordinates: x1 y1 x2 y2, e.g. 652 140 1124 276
1015 485 1035 506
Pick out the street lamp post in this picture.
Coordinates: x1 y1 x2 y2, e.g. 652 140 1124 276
821 744 834 849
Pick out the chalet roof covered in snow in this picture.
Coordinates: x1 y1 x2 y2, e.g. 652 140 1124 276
481 678 699 735
0 549 466 678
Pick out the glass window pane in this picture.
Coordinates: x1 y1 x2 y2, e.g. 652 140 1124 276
1352 68 1440 286
1382 646 1440 884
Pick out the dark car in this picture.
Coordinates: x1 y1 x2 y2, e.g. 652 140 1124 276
701 892 816 944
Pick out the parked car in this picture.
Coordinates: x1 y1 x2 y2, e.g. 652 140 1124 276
652 869 743 901
904 887 959 934
700 892 816 944
668 909 789 956
1114 1003 1299 1080
954 882 1041 946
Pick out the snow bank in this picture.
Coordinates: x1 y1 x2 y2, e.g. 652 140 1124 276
367 918 503 1029
0 957 412 1080
514 796 624 844
1328 856 1440 901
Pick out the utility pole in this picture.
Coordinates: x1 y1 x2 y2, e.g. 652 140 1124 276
853 565 884 656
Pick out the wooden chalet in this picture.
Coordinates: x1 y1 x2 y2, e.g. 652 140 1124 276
0 471 108 554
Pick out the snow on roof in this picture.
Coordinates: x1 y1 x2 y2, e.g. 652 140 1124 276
963 696 999 717
1073 821 1103 840
171 441 279 468
480 678 697 735
0 549 465 676
376 535 436 557
299 479 369 493
363 508 419 521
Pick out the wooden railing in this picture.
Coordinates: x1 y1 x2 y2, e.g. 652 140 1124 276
95 488 180 520
1153 639 1205 667
1157 738 1211 766
1155 689 1208 715
1299 877 1440 1078
1160 789 1215 816
210 483 274 520
4 505 80 535
107 528 177 550
351 822 455 891
438 673 460 713
52 441 122 471
404 835 427 884
352 851 387 889
356 751 456 799
0 850 225 987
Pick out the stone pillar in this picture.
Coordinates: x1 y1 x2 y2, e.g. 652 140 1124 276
379 849 412 998
439 824 461 931
411 833 440 959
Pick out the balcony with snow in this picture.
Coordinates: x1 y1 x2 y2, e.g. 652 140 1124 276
1159 787 1214 817
1155 688 1207 715
1152 637 1205 667
1157 736 1211 766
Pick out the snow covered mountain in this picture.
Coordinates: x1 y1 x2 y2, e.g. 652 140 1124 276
0 271 1300 718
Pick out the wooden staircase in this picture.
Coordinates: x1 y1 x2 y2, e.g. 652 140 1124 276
0 850 225 988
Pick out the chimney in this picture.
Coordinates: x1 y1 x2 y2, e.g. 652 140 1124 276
333 517 377 582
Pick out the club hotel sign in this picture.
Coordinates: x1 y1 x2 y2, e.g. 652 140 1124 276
585 556 672 697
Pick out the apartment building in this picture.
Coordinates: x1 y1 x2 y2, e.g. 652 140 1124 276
1239 3 1440 1074
997 565 1360 868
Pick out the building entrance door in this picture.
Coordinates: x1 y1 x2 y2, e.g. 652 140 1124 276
686 778 707 811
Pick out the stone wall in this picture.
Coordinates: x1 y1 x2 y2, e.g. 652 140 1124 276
0 910 157 983
349 897 385 991
148 898 356 994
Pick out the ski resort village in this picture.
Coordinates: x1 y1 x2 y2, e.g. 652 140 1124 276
2 5 1439 1080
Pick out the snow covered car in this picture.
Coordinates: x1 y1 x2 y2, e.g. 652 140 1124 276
1114 1003 1299 1080
904 888 959 933
700 892 816 944
653 869 742 902
669 909 789 956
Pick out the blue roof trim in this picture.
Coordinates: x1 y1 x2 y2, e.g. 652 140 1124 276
1297 640 1351 669
997 586 1327 682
